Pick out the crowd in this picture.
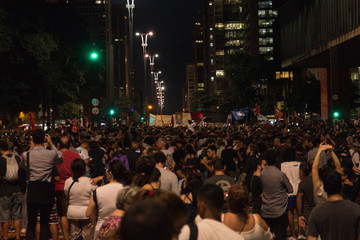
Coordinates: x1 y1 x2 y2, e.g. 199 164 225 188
0 120 360 240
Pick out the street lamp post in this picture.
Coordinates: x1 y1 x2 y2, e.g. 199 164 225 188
146 53 158 109
126 0 135 97
136 32 153 110
153 71 164 115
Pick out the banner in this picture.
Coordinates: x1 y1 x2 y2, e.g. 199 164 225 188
274 106 284 119
149 114 156 126
250 105 260 116
231 109 249 121
29 112 36 131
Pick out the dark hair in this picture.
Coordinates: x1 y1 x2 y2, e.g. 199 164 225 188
323 170 342 196
173 149 186 164
133 156 155 187
133 189 188 236
284 148 296 162
109 160 130 183
265 150 277 166
120 199 173 240
207 145 217 152
213 158 226 171
149 167 161 183
185 145 196 155
197 184 224 212
32 129 45 144
153 152 167 165
0 140 9 151
71 158 86 182
227 184 249 214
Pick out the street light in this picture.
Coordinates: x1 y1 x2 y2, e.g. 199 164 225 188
126 1 135 97
136 31 153 112
146 53 159 107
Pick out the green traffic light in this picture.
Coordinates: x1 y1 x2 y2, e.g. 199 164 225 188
109 109 115 115
90 52 98 60
333 112 339 118
140 116 145 122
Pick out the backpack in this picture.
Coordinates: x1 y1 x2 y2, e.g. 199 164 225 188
103 153 129 184
4 154 19 182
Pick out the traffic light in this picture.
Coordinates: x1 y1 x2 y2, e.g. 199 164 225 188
109 109 115 116
333 111 340 118
90 51 99 60
140 116 145 122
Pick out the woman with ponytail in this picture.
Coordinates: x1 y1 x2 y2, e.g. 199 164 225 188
64 158 98 239
223 185 273 240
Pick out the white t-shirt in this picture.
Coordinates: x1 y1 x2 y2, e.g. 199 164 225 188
76 147 90 160
64 177 97 219
178 219 244 240
94 183 123 231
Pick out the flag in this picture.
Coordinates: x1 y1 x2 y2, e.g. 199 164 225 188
29 112 36 131
250 105 260 116
171 115 174 127
274 106 283 120
257 114 268 121
231 109 249 121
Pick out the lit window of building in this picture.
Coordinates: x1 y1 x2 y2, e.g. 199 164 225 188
258 1 272 9
210 42 214 47
259 37 273 45
211 59 214 65
216 70 225 76
216 50 225 55
225 40 242 47
259 46 273 54
211 76 215 82
215 23 224 29
258 19 274 27
225 22 245 30
209 1 213 6
259 28 273 36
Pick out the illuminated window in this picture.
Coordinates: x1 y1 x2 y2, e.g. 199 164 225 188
197 62 204 67
259 47 273 54
198 83 204 87
210 42 214 47
215 23 224 29
195 22 201 26
210 59 214 65
225 22 245 30
258 1 272 9
259 28 273 36
210 27 213 31
196 40 203 43
259 37 273 45
258 10 278 17
209 1 213 6
216 50 224 56
95 0 102 4
211 76 215 82
225 40 242 47
259 19 274 27
210 34 213 40
216 70 225 76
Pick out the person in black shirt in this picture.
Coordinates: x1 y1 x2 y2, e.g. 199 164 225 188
221 140 238 178
250 158 267 215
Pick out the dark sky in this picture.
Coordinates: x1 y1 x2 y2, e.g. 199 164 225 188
121 0 202 114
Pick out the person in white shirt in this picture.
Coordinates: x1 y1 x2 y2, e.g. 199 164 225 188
64 158 97 240
178 184 243 240
86 161 128 240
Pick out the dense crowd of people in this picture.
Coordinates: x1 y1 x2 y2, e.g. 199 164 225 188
1 120 360 240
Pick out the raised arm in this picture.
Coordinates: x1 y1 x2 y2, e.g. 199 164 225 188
312 144 327 195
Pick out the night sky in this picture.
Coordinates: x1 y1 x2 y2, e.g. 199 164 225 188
119 0 202 114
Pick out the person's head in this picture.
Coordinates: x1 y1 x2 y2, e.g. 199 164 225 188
312 138 321 148
120 199 173 240
206 145 217 159
133 189 188 237
71 158 86 181
284 147 296 162
227 184 249 214
246 144 257 156
265 149 277 166
273 137 281 147
196 184 224 219
107 160 129 183
254 158 267 173
80 140 90 149
32 128 45 145
116 186 138 211
59 136 70 150
149 167 161 184
183 172 204 196
153 152 167 165
133 156 156 187
212 158 226 172
0 140 9 153
156 138 166 150
323 170 342 196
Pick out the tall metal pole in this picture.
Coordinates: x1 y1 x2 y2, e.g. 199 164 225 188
147 54 158 109
126 0 135 98
106 0 114 104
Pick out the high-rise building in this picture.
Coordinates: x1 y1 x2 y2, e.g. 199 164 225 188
184 64 196 111
192 0 277 95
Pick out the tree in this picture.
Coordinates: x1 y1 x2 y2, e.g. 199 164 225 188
221 52 273 112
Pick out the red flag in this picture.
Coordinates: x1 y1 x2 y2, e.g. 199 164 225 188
274 106 283 120
250 105 260 116
171 115 174 127
29 112 36 131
